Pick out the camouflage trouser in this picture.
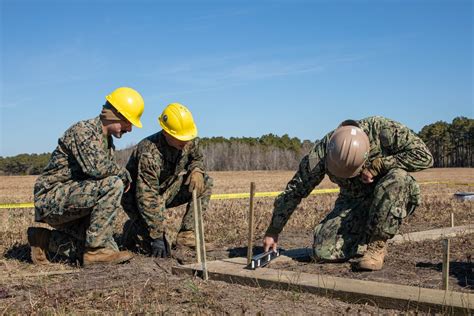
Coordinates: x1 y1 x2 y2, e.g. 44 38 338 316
313 168 420 261
122 173 213 253
36 176 124 260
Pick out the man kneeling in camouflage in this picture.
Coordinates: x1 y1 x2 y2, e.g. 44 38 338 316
263 117 433 271
29 87 144 266
121 103 213 258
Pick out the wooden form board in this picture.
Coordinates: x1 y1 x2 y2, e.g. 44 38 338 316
173 258 472 313
389 224 474 245
173 225 474 313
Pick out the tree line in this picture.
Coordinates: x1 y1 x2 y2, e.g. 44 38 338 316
114 133 313 171
418 116 473 167
0 153 51 175
1 117 472 175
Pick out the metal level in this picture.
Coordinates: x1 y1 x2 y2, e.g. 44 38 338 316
453 192 474 201
248 249 280 270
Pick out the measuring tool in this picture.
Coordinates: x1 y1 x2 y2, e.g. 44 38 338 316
248 249 280 270
453 192 474 201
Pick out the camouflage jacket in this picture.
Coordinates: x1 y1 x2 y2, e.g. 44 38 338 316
266 116 434 235
34 116 131 219
124 131 205 239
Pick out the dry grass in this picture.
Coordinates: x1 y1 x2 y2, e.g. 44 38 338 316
0 168 472 313
0 175 36 204
1 169 473 251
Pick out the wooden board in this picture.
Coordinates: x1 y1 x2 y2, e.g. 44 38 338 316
173 225 474 313
173 259 472 313
389 225 474 244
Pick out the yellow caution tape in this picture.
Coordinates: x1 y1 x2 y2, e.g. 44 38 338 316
210 188 340 200
0 189 340 208
0 203 34 209
0 181 472 209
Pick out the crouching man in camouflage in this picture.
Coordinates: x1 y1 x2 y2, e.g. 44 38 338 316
29 87 145 266
263 116 433 271
121 103 213 258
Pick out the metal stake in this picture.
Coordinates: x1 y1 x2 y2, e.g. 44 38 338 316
247 182 256 266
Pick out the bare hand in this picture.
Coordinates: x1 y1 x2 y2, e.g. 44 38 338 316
263 234 278 252
360 168 374 184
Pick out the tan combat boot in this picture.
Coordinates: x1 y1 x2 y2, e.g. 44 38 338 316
176 230 216 251
83 248 134 266
176 231 196 247
27 227 52 265
357 239 387 271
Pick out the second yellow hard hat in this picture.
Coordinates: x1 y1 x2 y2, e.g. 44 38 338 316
158 103 197 141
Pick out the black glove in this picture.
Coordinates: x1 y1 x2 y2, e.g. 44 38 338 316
150 237 169 258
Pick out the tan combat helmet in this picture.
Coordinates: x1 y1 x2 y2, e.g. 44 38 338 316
326 124 370 178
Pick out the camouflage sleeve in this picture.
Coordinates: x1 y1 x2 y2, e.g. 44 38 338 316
67 123 130 184
266 139 327 235
188 138 205 172
135 151 166 239
376 119 434 174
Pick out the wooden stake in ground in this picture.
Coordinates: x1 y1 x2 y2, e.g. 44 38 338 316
247 182 256 266
441 212 454 291
197 198 209 280
441 238 450 291
192 190 201 264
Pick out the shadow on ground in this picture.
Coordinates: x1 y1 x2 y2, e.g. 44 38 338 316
227 246 283 258
416 261 473 289
4 242 79 266
4 243 30 263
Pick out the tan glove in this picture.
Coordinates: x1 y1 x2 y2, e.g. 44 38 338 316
367 157 384 177
186 169 205 195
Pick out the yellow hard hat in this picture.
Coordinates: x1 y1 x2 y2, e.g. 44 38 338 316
105 87 144 128
158 103 197 141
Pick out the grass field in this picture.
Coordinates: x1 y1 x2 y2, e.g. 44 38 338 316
0 168 473 313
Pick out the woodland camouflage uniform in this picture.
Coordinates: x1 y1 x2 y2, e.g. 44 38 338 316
34 116 131 261
266 116 434 261
121 130 212 253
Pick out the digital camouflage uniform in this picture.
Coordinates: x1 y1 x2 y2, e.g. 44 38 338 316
34 116 131 261
121 130 212 253
266 116 433 261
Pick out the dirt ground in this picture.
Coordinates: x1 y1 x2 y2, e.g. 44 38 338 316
1 233 471 314
1 169 473 314
259 230 473 293
1 250 401 314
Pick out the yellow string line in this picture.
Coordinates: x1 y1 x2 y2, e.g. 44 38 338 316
0 181 472 209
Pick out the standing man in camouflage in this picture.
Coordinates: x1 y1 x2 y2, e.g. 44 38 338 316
263 117 433 271
122 103 213 258
29 87 145 266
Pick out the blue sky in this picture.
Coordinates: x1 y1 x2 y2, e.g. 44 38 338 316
1 0 472 156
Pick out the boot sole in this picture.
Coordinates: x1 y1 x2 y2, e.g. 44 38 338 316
355 263 383 271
